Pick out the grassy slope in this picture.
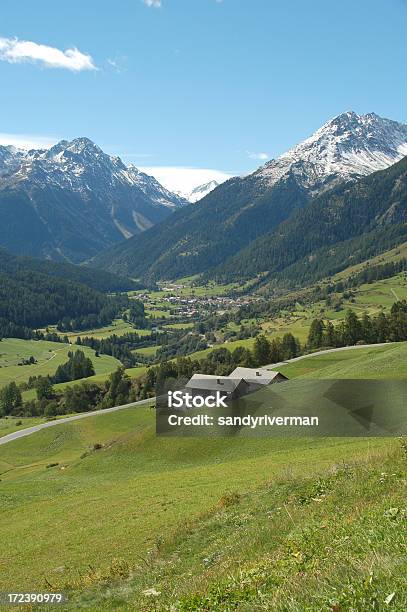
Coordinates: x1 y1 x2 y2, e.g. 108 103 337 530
0 410 390 594
278 342 407 380
74 444 407 611
0 338 120 390
0 343 406 604
0 415 47 438
0 414 83 439
259 270 407 344
133 345 161 357
47 318 150 341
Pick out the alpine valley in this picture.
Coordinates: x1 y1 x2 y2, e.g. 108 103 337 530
2 112 407 610
91 111 407 286
0 138 188 262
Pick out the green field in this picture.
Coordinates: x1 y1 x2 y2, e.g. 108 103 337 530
155 278 259 298
279 342 407 379
260 271 407 345
0 343 406 609
0 409 392 596
123 365 148 379
0 338 121 390
187 337 256 361
133 345 161 357
47 319 140 341
145 308 171 319
73 441 406 611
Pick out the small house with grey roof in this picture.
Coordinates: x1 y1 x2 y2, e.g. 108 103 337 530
185 367 288 400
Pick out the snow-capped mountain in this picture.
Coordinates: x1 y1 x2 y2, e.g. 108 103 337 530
0 145 26 175
91 110 407 280
0 138 188 262
187 180 220 203
257 111 407 194
125 164 188 209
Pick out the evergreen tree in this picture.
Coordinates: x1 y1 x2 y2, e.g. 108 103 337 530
343 310 362 345
253 335 271 366
375 312 389 343
0 382 22 416
53 350 95 384
307 319 325 349
269 338 283 363
361 313 375 344
324 321 336 347
281 333 299 359
35 377 54 401
389 300 407 341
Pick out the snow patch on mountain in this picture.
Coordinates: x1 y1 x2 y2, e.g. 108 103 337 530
0 137 188 210
257 111 407 194
186 180 220 202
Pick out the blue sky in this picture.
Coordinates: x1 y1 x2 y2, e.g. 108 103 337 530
0 0 406 192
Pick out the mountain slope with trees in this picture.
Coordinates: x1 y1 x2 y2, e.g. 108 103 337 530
90 172 310 279
91 112 407 280
211 155 407 284
0 248 137 293
0 250 133 336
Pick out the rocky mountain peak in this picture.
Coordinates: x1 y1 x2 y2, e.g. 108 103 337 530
257 111 407 194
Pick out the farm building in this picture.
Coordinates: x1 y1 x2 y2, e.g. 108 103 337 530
185 368 288 400
185 374 249 400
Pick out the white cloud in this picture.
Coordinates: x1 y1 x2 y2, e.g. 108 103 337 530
143 0 162 7
139 166 234 197
0 36 96 71
0 132 59 150
247 151 269 160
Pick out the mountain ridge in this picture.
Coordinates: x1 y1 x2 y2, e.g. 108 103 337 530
211 155 407 285
0 138 188 262
256 111 407 193
91 111 407 280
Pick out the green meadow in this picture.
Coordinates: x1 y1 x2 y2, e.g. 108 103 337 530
0 408 392 595
0 338 120 390
132 345 161 357
0 342 406 609
155 278 258 298
278 342 407 379
73 441 407 611
260 271 407 344
162 322 194 330
47 319 139 341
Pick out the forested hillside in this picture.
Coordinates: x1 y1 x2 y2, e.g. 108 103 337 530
0 250 132 336
0 248 137 293
211 156 407 284
90 172 310 279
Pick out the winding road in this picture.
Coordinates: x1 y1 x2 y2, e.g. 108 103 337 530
0 398 153 447
0 342 395 447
